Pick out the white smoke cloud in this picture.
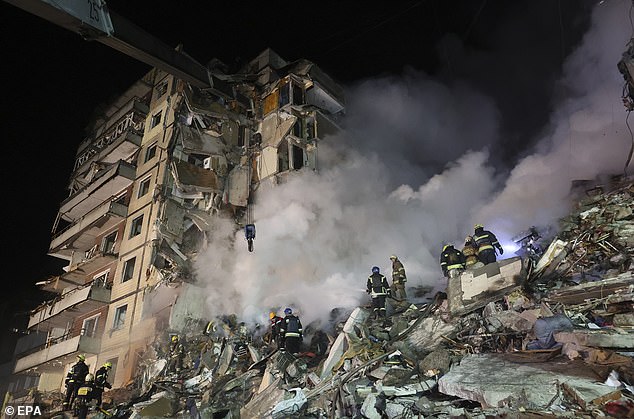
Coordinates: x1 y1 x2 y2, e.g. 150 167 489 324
195 0 630 328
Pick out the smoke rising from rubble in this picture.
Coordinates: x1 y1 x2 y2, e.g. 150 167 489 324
196 0 630 328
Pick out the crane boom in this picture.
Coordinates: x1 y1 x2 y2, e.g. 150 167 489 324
4 0 225 91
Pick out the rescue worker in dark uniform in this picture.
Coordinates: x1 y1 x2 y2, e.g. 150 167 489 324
473 224 503 265
93 361 112 408
440 243 466 279
280 308 303 354
167 335 185 374
389 255 407 300
366 266 390 319
269 311 283 349
63 354 89 410
74 373 94 419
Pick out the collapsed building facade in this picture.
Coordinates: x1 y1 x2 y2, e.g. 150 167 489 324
9 48 344 395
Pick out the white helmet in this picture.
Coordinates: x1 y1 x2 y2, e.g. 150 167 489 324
84 373 94 382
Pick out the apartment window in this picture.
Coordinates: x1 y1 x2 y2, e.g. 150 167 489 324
129 215 144 238
292 83 304 105
82 315 100 338
138 177 151 198
150 111 162 129
144 144 157 162
93 271 109 287
279 83 290 107
101 231 117 254
113 305 127 330
155 80 168 98
121 257 136 283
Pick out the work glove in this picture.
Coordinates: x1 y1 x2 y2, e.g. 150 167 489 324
498 246 504 255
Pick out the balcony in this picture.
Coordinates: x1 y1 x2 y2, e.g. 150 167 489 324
28 281 111 330
14 332 100 373
58 160 136 223
49 200 127 258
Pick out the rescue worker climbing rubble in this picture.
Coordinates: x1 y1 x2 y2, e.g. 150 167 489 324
167 334 185 374
440 243 466 279
389 255 407 300
93 361 112 408
462 236 482 269
280 308 303 354
269 311 283 349
473 224 503 265
366 266 390 320
63 354 88 410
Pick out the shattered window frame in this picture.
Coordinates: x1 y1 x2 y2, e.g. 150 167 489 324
113 304 128 330
93 270 109 287
154 78 168 99
138 176 151 198
81 314 100 337
101 231 117 254
129 214 144 239
121 257 136 283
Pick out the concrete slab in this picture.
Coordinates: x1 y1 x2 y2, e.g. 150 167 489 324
554 330 634 349
447 257 525 315
438 353 620 409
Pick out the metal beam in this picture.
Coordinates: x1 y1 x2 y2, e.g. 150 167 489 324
4 0 211 88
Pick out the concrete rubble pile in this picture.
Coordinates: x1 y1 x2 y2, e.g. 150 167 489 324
48 179 632 418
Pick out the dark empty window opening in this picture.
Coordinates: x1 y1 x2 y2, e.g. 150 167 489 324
150 111 162 129
278 141 289 172
292 145 304 170
292 84 304 105
293 120 302 138
138 177 151 198
122 257 136 283
279 84 290 107
237 126 245 147
145 144 157 162
113 305 127 329
155 80 168 98
102 231 117 254
129 215 144 238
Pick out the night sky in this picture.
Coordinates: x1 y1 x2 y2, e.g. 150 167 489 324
0 0 597 357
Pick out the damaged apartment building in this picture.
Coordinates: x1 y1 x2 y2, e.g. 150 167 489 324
9 48 344 394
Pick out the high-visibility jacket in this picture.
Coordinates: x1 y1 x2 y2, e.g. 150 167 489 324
280 315 303 338
440 247 466 273
66 361 88 385
474 228 501 253
367 273 389 297
391 260 407 282
94 366 111 390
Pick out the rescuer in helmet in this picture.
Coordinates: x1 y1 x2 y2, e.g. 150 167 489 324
93 361 112 407
74 373 95 419
63 354 89 409
389 255 407 300
462 236 482 269
440 243 466 279
268 311 283 349
473 224 503 265
167 334 185 374
366 266 390 320
279 308 303 354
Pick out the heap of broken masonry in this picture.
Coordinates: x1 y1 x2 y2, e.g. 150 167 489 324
21 178 634 418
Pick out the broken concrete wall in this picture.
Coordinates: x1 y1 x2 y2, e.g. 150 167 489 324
169 283 208 332
447 257 525 315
